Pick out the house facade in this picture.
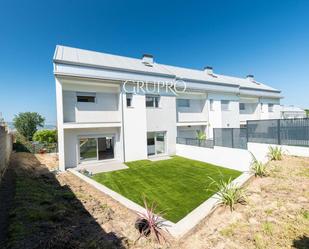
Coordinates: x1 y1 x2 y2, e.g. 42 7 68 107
54 45 281 171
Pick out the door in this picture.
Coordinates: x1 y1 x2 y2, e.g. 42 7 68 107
98 137 114 160
79 138 97 162
147 132 166 156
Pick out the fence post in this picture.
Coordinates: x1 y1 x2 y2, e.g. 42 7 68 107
231 128 234 148
277 119 281 145
246 121 249 143
213 128 216 146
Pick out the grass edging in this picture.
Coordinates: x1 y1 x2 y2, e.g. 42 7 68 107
68 169 253 238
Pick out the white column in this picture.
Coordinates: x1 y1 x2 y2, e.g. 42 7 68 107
55 77 65 171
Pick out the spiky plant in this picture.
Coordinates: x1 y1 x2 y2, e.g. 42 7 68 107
250 152 267 177
135 198 168 244
268 146 283 160
208 177 246 211
196 130 206 140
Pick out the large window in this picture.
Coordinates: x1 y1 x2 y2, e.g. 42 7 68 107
177 99 190 108
221 100 230 111
77 92 96 103
146 95 160 108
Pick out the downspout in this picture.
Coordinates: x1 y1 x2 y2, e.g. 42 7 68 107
120 83 126 162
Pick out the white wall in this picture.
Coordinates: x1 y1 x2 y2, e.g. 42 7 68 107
177 125 206 139
63 127 122 168
62 83 121 123
176 98 208 123
122 91 148 161
146 95 177 155
176 144 252 172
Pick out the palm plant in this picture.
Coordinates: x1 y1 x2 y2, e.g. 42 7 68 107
208 176 246 211
135 198 168 244
250 152 267 177
268 146 283 160
196 130 206 140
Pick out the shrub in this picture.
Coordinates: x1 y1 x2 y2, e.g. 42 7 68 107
196 130 206 140
135 198 168 244
268 146 283 160
13 112 45 141
208 177 246 211
33 129 57 144
250 152 267 177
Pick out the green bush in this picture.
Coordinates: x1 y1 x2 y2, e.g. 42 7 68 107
33 130 57 144
250 152 268 177
268 146 283 161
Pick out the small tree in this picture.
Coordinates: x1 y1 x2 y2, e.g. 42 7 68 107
196 130 206 140
33 129 57 144
13 112 45 141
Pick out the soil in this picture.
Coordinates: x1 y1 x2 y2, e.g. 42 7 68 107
2 152 309 249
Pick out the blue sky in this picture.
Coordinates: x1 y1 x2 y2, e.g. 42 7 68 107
0 0 308 123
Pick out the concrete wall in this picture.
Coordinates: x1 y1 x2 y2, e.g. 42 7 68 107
146 95 177 155
177 125 206 139
63 127 122 168
176 98 208 123
122 91 148 161
62 82 121 123
0 126 12 180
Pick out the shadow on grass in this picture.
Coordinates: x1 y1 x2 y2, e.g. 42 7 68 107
2 152 127 249
292 235 309 249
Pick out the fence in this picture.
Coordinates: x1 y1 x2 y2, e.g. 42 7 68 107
247 118 309 147
0 125 12 181
176 137 214 148
213 128 247 149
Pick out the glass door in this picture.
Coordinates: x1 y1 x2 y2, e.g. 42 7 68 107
147 132 166 156
79 138 97 162
155 132 165 155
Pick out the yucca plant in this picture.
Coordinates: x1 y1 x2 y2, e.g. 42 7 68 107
250 152 267 177
196 130 206 140
135 198 168 244
268 146 283 160
208 177 246 211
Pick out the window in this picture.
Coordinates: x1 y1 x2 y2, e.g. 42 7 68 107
177 99 190 108
221 100 230 111
77 92 96 103
268 103 274 112
210 99 214 111
126 93 133 107
146 95 160 108
239 103 245 111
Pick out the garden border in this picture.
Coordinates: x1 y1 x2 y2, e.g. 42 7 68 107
68 168 252 238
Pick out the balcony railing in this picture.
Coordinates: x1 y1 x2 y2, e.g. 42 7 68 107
176 137 214 148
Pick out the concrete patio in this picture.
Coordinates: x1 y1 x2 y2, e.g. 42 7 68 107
76 160 128 174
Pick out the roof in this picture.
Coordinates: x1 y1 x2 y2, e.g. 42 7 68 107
54 45 280 93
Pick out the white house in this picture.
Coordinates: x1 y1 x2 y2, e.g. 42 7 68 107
280 105 306 119
53 45 281 171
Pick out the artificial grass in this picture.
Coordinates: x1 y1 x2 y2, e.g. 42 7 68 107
92 156 241 223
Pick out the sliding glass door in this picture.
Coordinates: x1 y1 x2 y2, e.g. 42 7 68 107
147 132 166 156
79 136 114 163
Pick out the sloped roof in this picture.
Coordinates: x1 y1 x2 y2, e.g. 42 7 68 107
54 45 280 93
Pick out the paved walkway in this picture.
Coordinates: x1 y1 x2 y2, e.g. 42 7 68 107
76 160 128 174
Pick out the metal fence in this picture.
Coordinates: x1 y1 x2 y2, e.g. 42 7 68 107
213 128 248 149
247 118 309 147
176 137 214 148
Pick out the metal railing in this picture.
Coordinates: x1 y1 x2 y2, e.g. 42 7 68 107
247 118 309 147
176 137 214 148
213 128 247 149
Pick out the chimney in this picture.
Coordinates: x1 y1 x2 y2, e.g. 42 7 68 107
204 66 213 75
246 74 255 82
142 54 154 65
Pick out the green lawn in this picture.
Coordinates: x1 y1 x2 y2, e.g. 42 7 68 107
92 156 241 223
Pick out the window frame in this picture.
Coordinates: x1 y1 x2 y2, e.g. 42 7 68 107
177 99 190 108
146 95 160 108
268 103 274 112
221 100 230 111
76 92 96 103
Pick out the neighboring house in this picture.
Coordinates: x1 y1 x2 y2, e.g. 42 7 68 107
53 45 281 170
280 106 306 119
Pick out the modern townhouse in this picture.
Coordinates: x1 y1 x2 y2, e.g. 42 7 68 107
53 45 281 171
